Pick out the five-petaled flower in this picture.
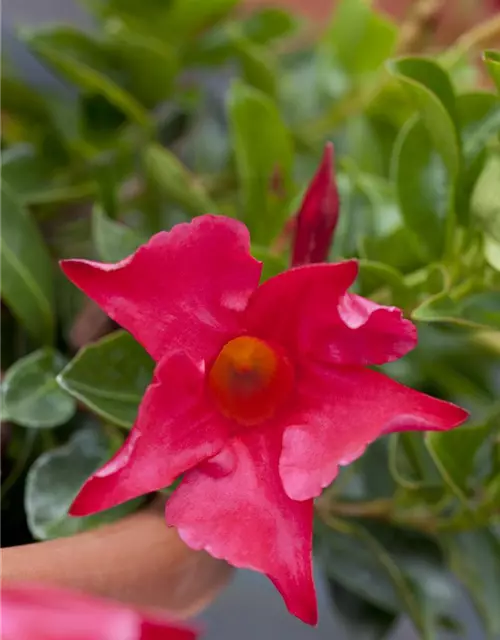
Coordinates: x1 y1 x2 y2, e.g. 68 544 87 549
61 215 467 625
2 582 196 640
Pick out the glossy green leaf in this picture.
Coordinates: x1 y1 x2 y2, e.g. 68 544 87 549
387 57 460 176
3 349 76 429
0 185 54 344
228 82 294 243
23 26 150 128
483 50 500 93
57 331 154 428
412 291 500 330
144 144 216 217
445 529 500 639
92 208 145 263
327 580 396 640
393 117 451 258
325 0 397 76
425 423 491 500
25 427 142 539
455 92 500 224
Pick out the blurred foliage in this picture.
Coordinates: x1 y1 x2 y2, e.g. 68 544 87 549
1 0 500 636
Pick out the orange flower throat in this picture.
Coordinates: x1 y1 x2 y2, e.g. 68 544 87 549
208 336 294 426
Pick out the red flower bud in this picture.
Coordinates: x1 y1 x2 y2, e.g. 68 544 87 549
291 142 340 266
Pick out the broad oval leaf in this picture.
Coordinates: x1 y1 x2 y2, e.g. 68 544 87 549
387 57 460 177
25 427 142 539
228 81 294 243
393 117 451 258
3 349 76 429
1 185 54 344
57 331 154 428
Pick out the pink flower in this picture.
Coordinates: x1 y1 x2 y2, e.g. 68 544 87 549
1 582 196 640
291 142 340 266
61 215 467 625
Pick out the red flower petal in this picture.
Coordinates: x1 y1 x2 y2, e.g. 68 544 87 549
313 293 418 365
70 353 228 516
165 431 317 625
61 215 261 362
244 261 358 360
1 582 196 640
279 365 468 501
291 142 340 266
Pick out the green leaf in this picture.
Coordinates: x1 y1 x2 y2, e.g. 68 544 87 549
327 580 396 640
1 144 94 206
412 291 500 330
455 92 500 224
57 331 154 428
425 423 491 500
483 50 500 93
472 153 500 241
105 20 179 107
387 57 460 177
92 208 145 263
0 185 54 344
1 76 53 129
144 144 216 217
318 520 458 637
25 427 142 539
228 82 294 243
325 0 397 76
393 117 451 258
23 26 150 128
445 528 500 639
242 7 298 44
484 235 500 271
97 0 237 43
357 260 412 308
229 30 277 98
3 349 76 429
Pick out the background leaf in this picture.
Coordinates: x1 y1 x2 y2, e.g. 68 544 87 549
92 207 145 262
25 427 142 539
0 186 54 344
3 349 76 429
392 117 451 258
228 82 294 243
57 331 154 428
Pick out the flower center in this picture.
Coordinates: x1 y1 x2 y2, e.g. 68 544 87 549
208 336 294 426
